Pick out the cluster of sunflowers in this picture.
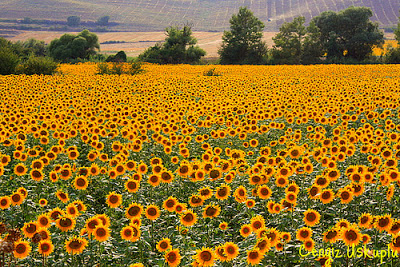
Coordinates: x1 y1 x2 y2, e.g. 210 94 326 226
1 63 400 266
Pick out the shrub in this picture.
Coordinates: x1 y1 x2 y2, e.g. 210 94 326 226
203 68 221 76
16 56 59 75
97 61 144 75
385 48 400 64
0 48 19 75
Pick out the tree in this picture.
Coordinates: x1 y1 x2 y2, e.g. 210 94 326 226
219 7 267 64
301 21 324 64
97 16 110 26
385 10 400 63
312 6 384 61
48 30 100 62
139 25 205 64
106 51 127 62
270 16 306 64
67 16 80 27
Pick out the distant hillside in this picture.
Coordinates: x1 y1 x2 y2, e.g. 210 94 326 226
0 0 399 31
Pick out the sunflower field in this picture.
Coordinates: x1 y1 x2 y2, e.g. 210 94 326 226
1 63 400 266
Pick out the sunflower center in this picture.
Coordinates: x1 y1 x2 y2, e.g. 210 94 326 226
345 230 357 241
96 228 106 237
200 251 212 261
15 244 27 254
60 218 72 227
26 224 36 233
248 251 259 259
160 241 168 249
306 213 316 222
128 206 140 217
69 240 82 249
147 208 157 216
110 195 119 204
183 213 194 222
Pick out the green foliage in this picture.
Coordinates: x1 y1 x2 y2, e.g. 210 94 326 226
219 7 267 64
106 51 127 62
0 47 19 75
139 25 205 64
15 55 58 75
270 16 306 65
301 21 324 64
16 38 47 58
385 47 400 64
312 6 384 61
67 16 80 27
203 68 221 76
97 61 144 75
97 16 110 26
48 29 100 62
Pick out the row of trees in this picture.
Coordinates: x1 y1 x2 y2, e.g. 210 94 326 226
1 6 400 75
139 6 399 64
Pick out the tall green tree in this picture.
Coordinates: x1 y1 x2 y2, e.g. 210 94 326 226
301 21 324 64
48 29 100 62
270 16 306 64
219 7 267 64
385 10 400 63
139 25 205 64
312 6 384 61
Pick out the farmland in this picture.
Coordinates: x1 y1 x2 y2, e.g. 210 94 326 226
1 63 400 266
0 0 399 32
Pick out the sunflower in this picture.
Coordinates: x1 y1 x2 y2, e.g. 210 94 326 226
247 248 263 265
65 236 88 254
125 179 139 193
38 240 54 256
56 215 76 232
194 247 215 267
10 191 24 206
303 209 321 227
246 199 256 208
198 187 213 200
361 234 371 245
296 227 312 242
308 186 321 200
303 238 315 251
250 215 265 232
13 239 31 259
389 219 400 235
130 224 141 242
156 238 171 252
234 185 247 203
125 203 143 219
106 191 123 208
174 203 187 214
215 184 231 200
285 192 297 204
389 234 400 254
203 204 221 218
257 185 272 200
264 227 280 247
93 225 110 242
215 245 228 262
285 182 300 194
358 213 373 229
342 225 361 247
163 196 178 212
73 200 87 213
121 225 134 241
219 222 228 230
14 163 27 176
38 198 48 207
37 227 51 241
165 248 181 267
180 210 197 227
30 169 44 181
319 189 335 204
189 195 204 207
22 221 38 238
56 190 69 204
255 237 271 254
37 214 51 228
145 204 160 220
0 196 11 210
374 214 393 232
148 174 161 187
240 224 252 238
65 203 79 218
49 207 65 221
73 176 89 190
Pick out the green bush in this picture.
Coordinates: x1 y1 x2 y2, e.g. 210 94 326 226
97 61 144 75
203 68 221 76
16 56 59 75
385 48 400 64
0 48 19 75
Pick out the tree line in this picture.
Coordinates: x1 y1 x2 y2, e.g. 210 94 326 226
1 6 400 75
